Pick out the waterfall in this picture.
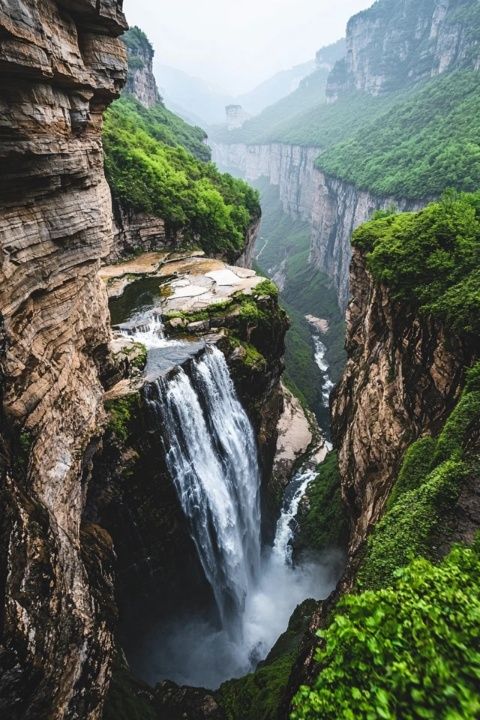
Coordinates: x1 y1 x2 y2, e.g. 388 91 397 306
144 345 261 634
119 310 179 349
136 344 341 690
272 468 316 564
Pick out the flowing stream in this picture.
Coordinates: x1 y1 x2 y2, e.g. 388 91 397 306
313 335 335 406
135 342 340 689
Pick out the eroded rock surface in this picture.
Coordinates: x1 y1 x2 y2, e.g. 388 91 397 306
331 248 471 551
0 2 127 717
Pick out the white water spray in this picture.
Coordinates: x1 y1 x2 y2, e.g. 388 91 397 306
144 345 261 632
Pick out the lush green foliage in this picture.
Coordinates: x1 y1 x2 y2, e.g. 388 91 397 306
353 191 480 335
216 68 480 201
105 394 139 443
104 97 260 260
319 71 480 199
357 363 480 590
297 453 349 553
292 543 480 720
212 66 331 145
103 660 157 720
220 653 294 720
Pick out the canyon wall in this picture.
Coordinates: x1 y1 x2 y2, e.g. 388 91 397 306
0 2 127 718
212 142 420 310
124 27 160 108
331 247 473 551
327 0 480 100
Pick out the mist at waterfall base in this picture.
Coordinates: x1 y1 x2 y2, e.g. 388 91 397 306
132 344 342 690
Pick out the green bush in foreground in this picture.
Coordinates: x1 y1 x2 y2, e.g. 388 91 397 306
292 543 480 720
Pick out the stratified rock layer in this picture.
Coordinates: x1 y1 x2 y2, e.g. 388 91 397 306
327 0 480 100
0 2 127 718
331 248 472 551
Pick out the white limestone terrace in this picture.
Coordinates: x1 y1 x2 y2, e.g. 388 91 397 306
99 250 263 314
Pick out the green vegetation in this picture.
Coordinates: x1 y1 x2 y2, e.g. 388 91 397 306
215 68 480 202
104 97 260 260
292 543 480 720
319 72 480 199
353 191 480 335
103 656 157 720
357 363 480 590
220 653 294 720
219 601 317 720
296 453 349 554
105 394 139 444
123 26 153 62
252 179 345 427
213 66 332 145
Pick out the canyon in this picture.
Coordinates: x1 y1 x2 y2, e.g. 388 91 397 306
211 143 421 313
0 0 479 718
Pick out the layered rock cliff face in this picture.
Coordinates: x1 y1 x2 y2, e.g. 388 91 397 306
331 247 473 551
327 0 480 100
212 142 420 310
0 2 127 717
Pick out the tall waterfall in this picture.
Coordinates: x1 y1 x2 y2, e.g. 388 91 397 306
144 345 261 634
139 344 341 689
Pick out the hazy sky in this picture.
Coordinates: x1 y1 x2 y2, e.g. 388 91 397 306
123 0 372 95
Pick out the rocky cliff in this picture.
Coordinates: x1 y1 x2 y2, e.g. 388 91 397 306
123 26 160 109
212 142 420 310
331 246 474 551
0 2 127 718
327 0 480 100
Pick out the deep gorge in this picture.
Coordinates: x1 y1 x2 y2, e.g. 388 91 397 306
1 1 480 719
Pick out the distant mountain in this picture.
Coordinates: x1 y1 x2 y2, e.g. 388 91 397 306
210 39 347 143
155 63 234 126
237 59 316 116
156 40 346 130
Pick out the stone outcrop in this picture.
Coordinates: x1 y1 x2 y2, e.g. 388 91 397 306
212 142 420 310
327 0 480 101
109 199 182 261
0 2 127 718
331 247 474 551
123 27 160 108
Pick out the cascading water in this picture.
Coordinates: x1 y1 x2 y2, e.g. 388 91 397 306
119 309 179 349
135 343 342 689
313 335 335 406
144 345 261 634
273 468 316 564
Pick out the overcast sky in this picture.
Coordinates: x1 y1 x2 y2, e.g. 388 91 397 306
123 0 372 95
